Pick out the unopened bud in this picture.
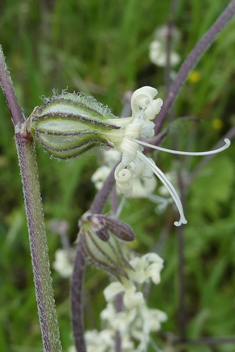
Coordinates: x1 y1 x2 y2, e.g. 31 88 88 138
78 212 135 282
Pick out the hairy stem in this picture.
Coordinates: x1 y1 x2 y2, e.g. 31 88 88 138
0 45 25 125
0 45 62 352
71 162 118 352
15 134 62 352
155 0 235 134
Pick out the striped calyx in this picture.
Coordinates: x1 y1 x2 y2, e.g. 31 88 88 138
26 92 123 159
78 212 135 282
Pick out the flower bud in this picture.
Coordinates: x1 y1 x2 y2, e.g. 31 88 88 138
78 212 135 282
26 92 122 159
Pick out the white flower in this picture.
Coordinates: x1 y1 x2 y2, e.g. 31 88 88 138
85 329 114 352
149 40 180 67
130 304 167 352
149 25 181 67
101 302 137 333
122 334 135 352
140 305 167 332
105 86 230 226
128 253 164 284
91 165 111 190
103 149 121 167
103 252 164 308
131 177 157 198
104 280 145 309
53 249 74 278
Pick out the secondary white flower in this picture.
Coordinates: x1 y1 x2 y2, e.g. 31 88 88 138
91 165 111 190
149 40 180 67
85 329 114 352
53 249 74 278
128 253 164 284
149 25 181 67
101 302 137 333
106 86 230 226
129 304 167 352
104 280 145 309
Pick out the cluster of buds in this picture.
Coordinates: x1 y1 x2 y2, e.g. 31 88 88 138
24 87 230 226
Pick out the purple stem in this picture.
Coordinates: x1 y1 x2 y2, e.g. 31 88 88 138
71 161 119 352
155 0 235 134
91 162 118 214
71 244 86 352
0 46 25 126
115 294 123 352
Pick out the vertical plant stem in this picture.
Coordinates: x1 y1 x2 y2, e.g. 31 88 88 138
115 293 123 352
15 134 62 352
71 163 118 352
155 0 235 134
0 46 25 125
71 244 86 352
0 45 62 352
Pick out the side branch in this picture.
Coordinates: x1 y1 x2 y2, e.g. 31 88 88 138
155 0 235 134
71 162 118 352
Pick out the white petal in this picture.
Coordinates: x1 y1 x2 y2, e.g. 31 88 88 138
103 282 125 301
114 162 133 197
123 287 145 309
137 150 187 226
144 99 163 120
131 86 158 116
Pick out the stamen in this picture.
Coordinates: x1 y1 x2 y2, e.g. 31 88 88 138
137 151 187 226
136 138 231 156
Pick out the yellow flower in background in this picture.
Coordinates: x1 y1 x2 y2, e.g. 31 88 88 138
188 70 202 84
212 118 223 131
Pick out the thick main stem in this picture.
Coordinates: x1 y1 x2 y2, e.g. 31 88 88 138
0 46 25 125
15 134 62 352
0 44 62 352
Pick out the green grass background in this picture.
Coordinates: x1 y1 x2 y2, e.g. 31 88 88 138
0 0 235 351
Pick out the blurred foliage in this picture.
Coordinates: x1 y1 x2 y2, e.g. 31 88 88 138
0 0 235 351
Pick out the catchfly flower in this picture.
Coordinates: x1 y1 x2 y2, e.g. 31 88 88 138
26 87 230 226
108 87 230 226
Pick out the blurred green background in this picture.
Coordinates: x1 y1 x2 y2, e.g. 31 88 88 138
0 0 235 351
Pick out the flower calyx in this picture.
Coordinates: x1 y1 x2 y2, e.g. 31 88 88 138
25 92 122 160
78 212 135 282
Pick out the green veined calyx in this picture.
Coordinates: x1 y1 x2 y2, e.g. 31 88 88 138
26 92 121 160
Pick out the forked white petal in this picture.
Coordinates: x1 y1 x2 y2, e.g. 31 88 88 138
137 151 187 226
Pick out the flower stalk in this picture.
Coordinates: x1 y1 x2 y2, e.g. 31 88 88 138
155 0 235 134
